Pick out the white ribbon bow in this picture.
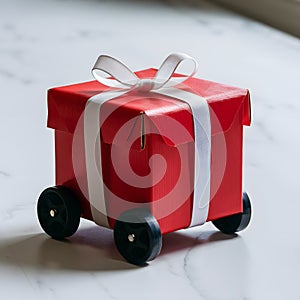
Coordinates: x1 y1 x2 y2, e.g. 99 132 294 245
84 53 211 228
92 53 198 91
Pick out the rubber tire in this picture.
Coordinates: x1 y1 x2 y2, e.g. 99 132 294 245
212 192 252 234
37 186 81 240
114 209 162 265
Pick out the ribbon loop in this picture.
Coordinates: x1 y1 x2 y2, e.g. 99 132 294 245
92 55 139 88
153 53 198 89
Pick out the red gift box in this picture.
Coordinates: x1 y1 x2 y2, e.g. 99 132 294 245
47 68 251 234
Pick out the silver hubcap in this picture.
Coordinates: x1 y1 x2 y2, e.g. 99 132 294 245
128 234 135 242
49 209 57 218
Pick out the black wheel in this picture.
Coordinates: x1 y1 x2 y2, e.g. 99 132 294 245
212 192 252 234
37 186 81 240
114 209 162 265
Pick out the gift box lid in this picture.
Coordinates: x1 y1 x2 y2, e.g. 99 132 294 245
47 69 251 147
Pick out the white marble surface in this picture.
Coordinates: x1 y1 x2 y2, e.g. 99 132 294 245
0 0 300 299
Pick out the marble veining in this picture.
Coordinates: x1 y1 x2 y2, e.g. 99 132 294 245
0 0 300 299
0 170 10 176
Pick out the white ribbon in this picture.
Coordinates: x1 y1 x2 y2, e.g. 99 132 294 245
84 53 211 228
